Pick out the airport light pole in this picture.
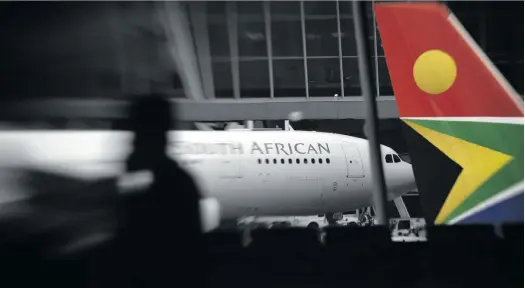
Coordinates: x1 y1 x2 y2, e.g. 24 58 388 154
352 1 389 225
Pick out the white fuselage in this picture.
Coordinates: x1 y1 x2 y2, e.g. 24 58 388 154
0 130 416 219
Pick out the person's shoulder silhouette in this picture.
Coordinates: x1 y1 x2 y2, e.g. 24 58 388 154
115 94 205 287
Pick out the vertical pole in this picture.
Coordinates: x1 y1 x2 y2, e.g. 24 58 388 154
300 1 310 98
189 2 216 99
263 1 274 98
352 1 388 225
336 0 345 97
227 2 241 99
159 1 206 100
335 0 345 97
107 3 129 95
372 3 380 97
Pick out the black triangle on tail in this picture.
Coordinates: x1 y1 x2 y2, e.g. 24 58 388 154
401 122 462 225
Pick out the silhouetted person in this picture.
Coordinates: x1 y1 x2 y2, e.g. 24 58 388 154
116 94 205 287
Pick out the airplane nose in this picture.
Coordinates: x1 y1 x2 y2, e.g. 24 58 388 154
402 163 417 192
389 163 417 199
386 162 417 200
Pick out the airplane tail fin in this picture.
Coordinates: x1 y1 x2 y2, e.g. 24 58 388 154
374 2 524 225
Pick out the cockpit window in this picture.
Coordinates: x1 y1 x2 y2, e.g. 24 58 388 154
393 154 401 163
385 154 393 163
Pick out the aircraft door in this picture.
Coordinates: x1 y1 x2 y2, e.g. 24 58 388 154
341 142 364 178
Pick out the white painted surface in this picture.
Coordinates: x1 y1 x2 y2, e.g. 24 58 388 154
0 130 416 219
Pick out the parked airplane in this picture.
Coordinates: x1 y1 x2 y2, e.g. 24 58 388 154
375 2 523 225
0 130 415 226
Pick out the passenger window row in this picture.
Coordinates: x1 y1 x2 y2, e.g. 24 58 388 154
258 158 331 164
385 154 402 163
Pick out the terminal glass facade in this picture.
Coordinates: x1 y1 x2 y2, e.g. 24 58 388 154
203 1 392 99
0 1 522 100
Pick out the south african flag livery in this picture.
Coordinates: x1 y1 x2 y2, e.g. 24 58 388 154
375 3 524 225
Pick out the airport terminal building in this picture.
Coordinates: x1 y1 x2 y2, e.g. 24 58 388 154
0 1 522 219
1 1 521 119
0 3 522 285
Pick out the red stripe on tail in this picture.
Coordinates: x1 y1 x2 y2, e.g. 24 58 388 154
374 3 523 118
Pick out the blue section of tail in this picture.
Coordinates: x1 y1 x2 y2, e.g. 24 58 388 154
457 191 524 224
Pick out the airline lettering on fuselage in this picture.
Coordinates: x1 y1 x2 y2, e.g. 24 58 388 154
250 142 330 155
171 142 243 155
170 141 331 155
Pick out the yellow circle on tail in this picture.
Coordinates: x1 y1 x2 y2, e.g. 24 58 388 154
413 50 457 95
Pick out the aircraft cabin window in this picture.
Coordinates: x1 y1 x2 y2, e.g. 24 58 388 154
304 159 308 164
281 159 285 164
296 159 300 164
326 158 331 164
265 159 270 164
393 154 401 163
288 159 292 164
385 154 393 163
319 158 323 164
258 159 262 164
273 159 277 164
311 158 315 164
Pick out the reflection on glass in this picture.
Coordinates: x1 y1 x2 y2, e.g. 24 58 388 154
367 17 385 57
339 19 357 56
270 1 300 16
208 22 230 57
238 21 267 57
273 59 306 97
206 1 227 16
307 58 342 97
240 59 270 98
338 0 373 18
449 4 482 45
304 1 337 16
171 72 183 90
155 74 185 99
98 71 121 90
305 19 339 57
337 1 353 17
360 17 382 57
271 20 303 57
212 61 234 98
347 56 381 97
377 57 393 96
369 56 379 97
342 58 361 96
375 30 385 56
237 1 264 18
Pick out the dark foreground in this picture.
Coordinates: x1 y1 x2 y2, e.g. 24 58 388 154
1 225 522 288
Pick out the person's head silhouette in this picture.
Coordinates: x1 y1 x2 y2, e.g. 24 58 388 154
126 94 172 171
